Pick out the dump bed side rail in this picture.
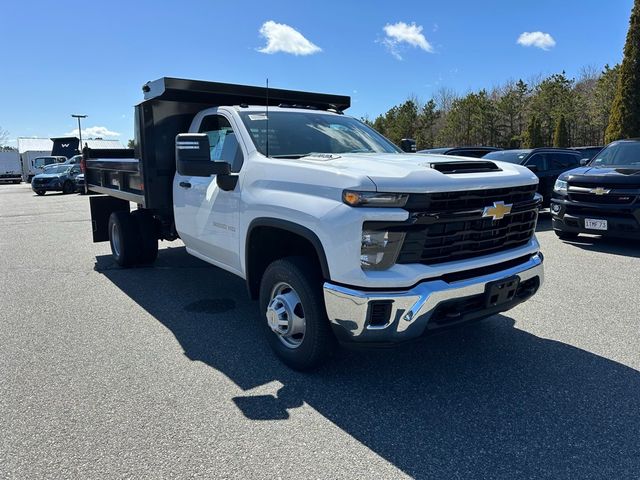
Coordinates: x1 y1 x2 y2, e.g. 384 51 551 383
83 147 145 205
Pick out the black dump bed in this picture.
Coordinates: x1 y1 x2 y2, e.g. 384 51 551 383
84 77 350 215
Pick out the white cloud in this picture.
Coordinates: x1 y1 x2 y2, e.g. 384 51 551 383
257 20 321 55
517 31 556 50
381 22 434 60
65 126 121 138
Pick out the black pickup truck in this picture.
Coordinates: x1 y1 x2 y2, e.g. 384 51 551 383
551 139 640 239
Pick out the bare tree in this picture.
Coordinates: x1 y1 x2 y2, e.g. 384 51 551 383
0 126 9 146
434 87 458 113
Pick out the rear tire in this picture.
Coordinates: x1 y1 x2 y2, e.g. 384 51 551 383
35 190 45 196
131 209 159 265
108 211 140 267
555 230 578 240
259 256 336 371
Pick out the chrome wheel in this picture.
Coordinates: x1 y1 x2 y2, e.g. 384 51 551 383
111 222 121 257
266 282 306 349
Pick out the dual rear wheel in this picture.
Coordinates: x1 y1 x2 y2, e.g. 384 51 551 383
109 214 335 370
108 210 159 267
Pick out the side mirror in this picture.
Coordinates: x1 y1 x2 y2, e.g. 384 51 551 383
526 165 539 173
400 138 416 153
175 133 231 177
580 158 590 166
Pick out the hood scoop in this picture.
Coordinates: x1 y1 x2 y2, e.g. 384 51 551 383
428 160 501 174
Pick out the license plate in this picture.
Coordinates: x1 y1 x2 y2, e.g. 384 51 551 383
584 218 608 231
485 276 520 308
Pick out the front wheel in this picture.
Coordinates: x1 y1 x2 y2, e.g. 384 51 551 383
62 181 74 194
35 190 45 196
259 257 336 371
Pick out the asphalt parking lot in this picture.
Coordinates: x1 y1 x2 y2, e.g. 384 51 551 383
1 183 639 479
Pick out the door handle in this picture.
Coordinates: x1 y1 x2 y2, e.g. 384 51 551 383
179 181 192 189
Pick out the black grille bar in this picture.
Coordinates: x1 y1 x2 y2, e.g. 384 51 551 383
396 185 539 265
404 184 537 212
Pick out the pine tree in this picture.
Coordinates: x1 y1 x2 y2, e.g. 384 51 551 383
553 115 570 147
606 0 640 142
524 116 543 148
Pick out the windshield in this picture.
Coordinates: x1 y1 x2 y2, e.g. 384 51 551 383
590 142 640 167
43 165 72 175
483 150 531 163
239 111 400 157
34 157 56 168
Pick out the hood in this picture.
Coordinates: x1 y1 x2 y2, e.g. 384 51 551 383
561 166 640 186
34 173 66 180
297 153 538 193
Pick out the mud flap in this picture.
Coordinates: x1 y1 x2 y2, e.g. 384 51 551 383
89 196 130 242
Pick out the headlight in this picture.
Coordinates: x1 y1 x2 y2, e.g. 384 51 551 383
343 190 408 207
360 229 405 270
554 179 568 194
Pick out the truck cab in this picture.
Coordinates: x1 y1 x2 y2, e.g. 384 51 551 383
84 77 544 370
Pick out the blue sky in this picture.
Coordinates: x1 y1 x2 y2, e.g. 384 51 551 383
1 0 633 144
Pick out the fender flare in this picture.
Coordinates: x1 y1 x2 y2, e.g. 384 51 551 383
245 218 331 294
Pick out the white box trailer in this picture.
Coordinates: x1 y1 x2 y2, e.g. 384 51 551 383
21 151 52 181
0 151 21 183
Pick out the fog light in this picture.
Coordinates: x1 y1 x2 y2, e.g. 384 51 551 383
551 203 561 214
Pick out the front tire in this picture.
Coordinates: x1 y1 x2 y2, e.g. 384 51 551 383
62 181 74 194
259 257 336 371
108 211 140 267
35 190 45 196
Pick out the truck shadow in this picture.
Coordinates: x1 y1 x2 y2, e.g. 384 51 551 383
535 211 553 232
95 247 640 478
560 235 640 258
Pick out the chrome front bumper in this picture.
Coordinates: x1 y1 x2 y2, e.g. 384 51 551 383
323 253 544 343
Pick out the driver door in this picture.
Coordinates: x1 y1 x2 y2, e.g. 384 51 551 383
174 112 244 271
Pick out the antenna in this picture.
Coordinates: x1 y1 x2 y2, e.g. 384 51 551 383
265 78 270 158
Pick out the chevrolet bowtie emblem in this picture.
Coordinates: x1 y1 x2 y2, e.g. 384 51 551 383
589 187 610 195
482 201 513 220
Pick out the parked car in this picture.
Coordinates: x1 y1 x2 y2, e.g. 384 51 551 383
570 146 603 163
551 139 640 239
42 154 82 171
82 77 544 370
483 148 582 206
64 154 83 165
75 173 85 193
418 146 502 158
31 164 82 195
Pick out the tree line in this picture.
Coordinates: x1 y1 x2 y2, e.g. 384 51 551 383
365 65 620 150
367 0 640 151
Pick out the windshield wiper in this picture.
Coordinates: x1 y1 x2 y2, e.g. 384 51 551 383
270 154 313 159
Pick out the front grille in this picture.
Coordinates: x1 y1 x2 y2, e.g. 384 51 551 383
565 205 636 219
569 192 637 204
396 185 539 265
404 184 537 212
570 181 640 189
